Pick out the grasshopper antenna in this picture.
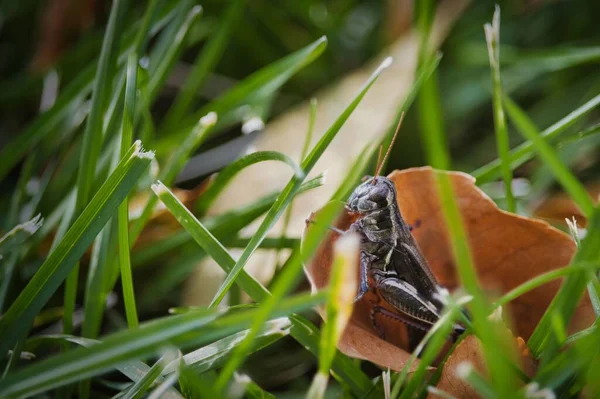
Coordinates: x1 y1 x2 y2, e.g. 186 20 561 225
372 111 405 184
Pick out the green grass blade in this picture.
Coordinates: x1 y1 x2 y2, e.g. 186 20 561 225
528 209 600 359
417 5 518 393
151 181 270 301
0 141 154 355
308 234 359 399
0 3 178 182
25 334 184 398
152 171 370 395
136 177 323 304
161 318 291 376
485 6 515 212
162 0 245 131
119 53 140 329
287 314 372 396
0 292 324 397
503 95 595 216
148 4 202 101
472 92 600 183
160 36 328 154
214 130 382 391
130 113 217 243
495 262 600 309
74 0 128 210
274 98 318 271
82 221 116 339
66 0 129 336
209 56 392 309
132 0 161 55
121 350 179 399
0 214 43 255
195 150 305 215
0 67 93 182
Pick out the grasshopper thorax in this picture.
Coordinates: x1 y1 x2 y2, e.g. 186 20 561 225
346 176 398 214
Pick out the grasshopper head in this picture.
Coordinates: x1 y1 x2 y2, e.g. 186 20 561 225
346 176 397 213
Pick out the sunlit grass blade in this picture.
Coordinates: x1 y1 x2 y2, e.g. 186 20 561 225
0 141 154 355
0 291 324 397
162 318 291 375
307 234 359 399
162 0 245 131
485 6 515 212
472 92 600 184
503 95 595 216
528 209 600 359
209 56 392 309
195 150 305 215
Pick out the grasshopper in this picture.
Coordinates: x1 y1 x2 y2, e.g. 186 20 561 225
343 115 464 349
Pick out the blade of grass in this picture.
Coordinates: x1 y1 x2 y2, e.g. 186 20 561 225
209 56 392 309
121 349 180 399
0 291 325 397
153 160 371 395
485 6 515 212
472 92 600 184
119 53 140 329
495 261 600 309
417 4 518 395
162 318 291 375
162 0 245 131
129 113 217 243
503 95 595 216
307 234 359 399
148 3 203 101
528 209 600 359
0 141 154 355
394 297 466 398
0 214 43 256
214 137 380 391
195 150 305 215
66 0 129 336
0 2 177 182
159 36 328 155
134 178 323 267
273 98 318 271
151 181 269 301
137 177 323 305
25 334 183 398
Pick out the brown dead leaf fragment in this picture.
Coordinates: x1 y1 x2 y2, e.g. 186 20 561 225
303 166 594 375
